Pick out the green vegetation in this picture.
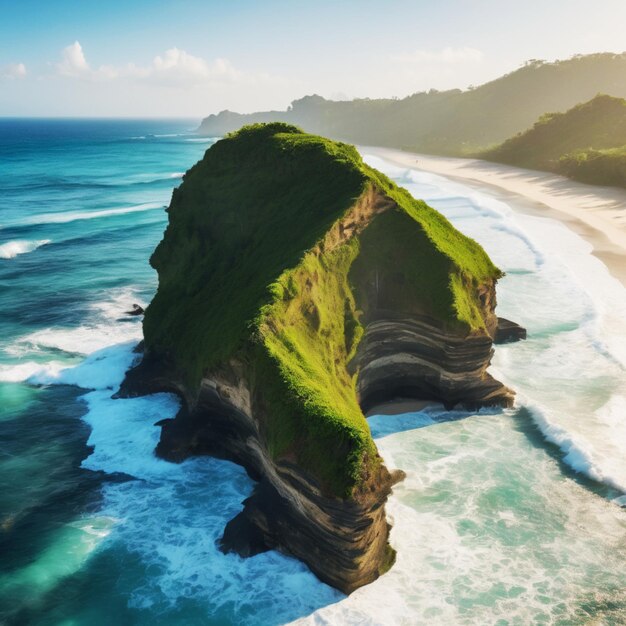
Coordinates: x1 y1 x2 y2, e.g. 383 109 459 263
559 146 626 188
145 122 368 385
144 123 501 497
481 95 626 188
199 54 626 156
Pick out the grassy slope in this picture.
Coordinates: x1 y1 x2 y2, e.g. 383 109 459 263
480 95 626 174
199 54 626 156
144 123 501 496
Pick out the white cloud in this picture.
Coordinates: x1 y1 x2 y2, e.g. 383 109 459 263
1 62 27 79
55 41 263 86
154 48 236 79
57 41 90 76
391 47 484 65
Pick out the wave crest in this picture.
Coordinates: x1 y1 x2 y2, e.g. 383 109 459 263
18 203 163 227
0 239 51 259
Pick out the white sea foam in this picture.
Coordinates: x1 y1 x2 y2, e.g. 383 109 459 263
0 239 51 259
0 335 139 388
129 133 189 139
5 287 145 360
293 410 626 625
7 323 141 358
522 396 626 493
131 133 202 141
26 342 138 390
18 202 164 226
0 360 65 383
121 171 184 185
485 213 626 494
185 137 218 143
525 403 613 486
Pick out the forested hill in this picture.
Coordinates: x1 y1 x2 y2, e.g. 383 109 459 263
482 95 626 188
198 53 626 156
481 95 626 169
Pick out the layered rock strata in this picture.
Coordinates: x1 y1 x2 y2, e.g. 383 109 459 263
354 317 515 412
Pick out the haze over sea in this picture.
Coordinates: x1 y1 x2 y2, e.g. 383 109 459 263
1 120 625 625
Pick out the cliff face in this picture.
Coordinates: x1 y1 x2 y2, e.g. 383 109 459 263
123 353 399 593
120 123 518 593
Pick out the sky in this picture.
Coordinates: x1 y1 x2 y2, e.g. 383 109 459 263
1 0 625 118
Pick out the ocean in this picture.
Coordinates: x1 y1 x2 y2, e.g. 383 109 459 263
0 120 624 625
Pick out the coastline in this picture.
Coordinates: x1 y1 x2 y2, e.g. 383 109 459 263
365 399 437 417
3 120 626 623
362 147 626 287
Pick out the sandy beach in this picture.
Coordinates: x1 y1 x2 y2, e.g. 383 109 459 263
365 399 437 417
364 147 626 287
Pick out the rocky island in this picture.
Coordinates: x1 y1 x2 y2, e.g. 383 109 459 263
120 123 520 593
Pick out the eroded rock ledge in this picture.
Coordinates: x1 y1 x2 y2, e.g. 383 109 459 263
355 316 515 412
120 355 402 592
118 123 524 594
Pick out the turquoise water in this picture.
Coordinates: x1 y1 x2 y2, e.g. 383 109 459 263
0 121 625 625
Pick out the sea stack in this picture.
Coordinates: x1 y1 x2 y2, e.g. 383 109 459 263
120 123 517 593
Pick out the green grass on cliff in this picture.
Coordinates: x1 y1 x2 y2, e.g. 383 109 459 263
144 123 501 497
144 123 369 385
257 239 376 495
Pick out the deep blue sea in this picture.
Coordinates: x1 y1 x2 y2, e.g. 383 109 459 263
1 120 625 625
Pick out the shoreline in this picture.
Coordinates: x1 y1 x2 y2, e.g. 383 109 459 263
365 399 438 417
362 147 626 287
